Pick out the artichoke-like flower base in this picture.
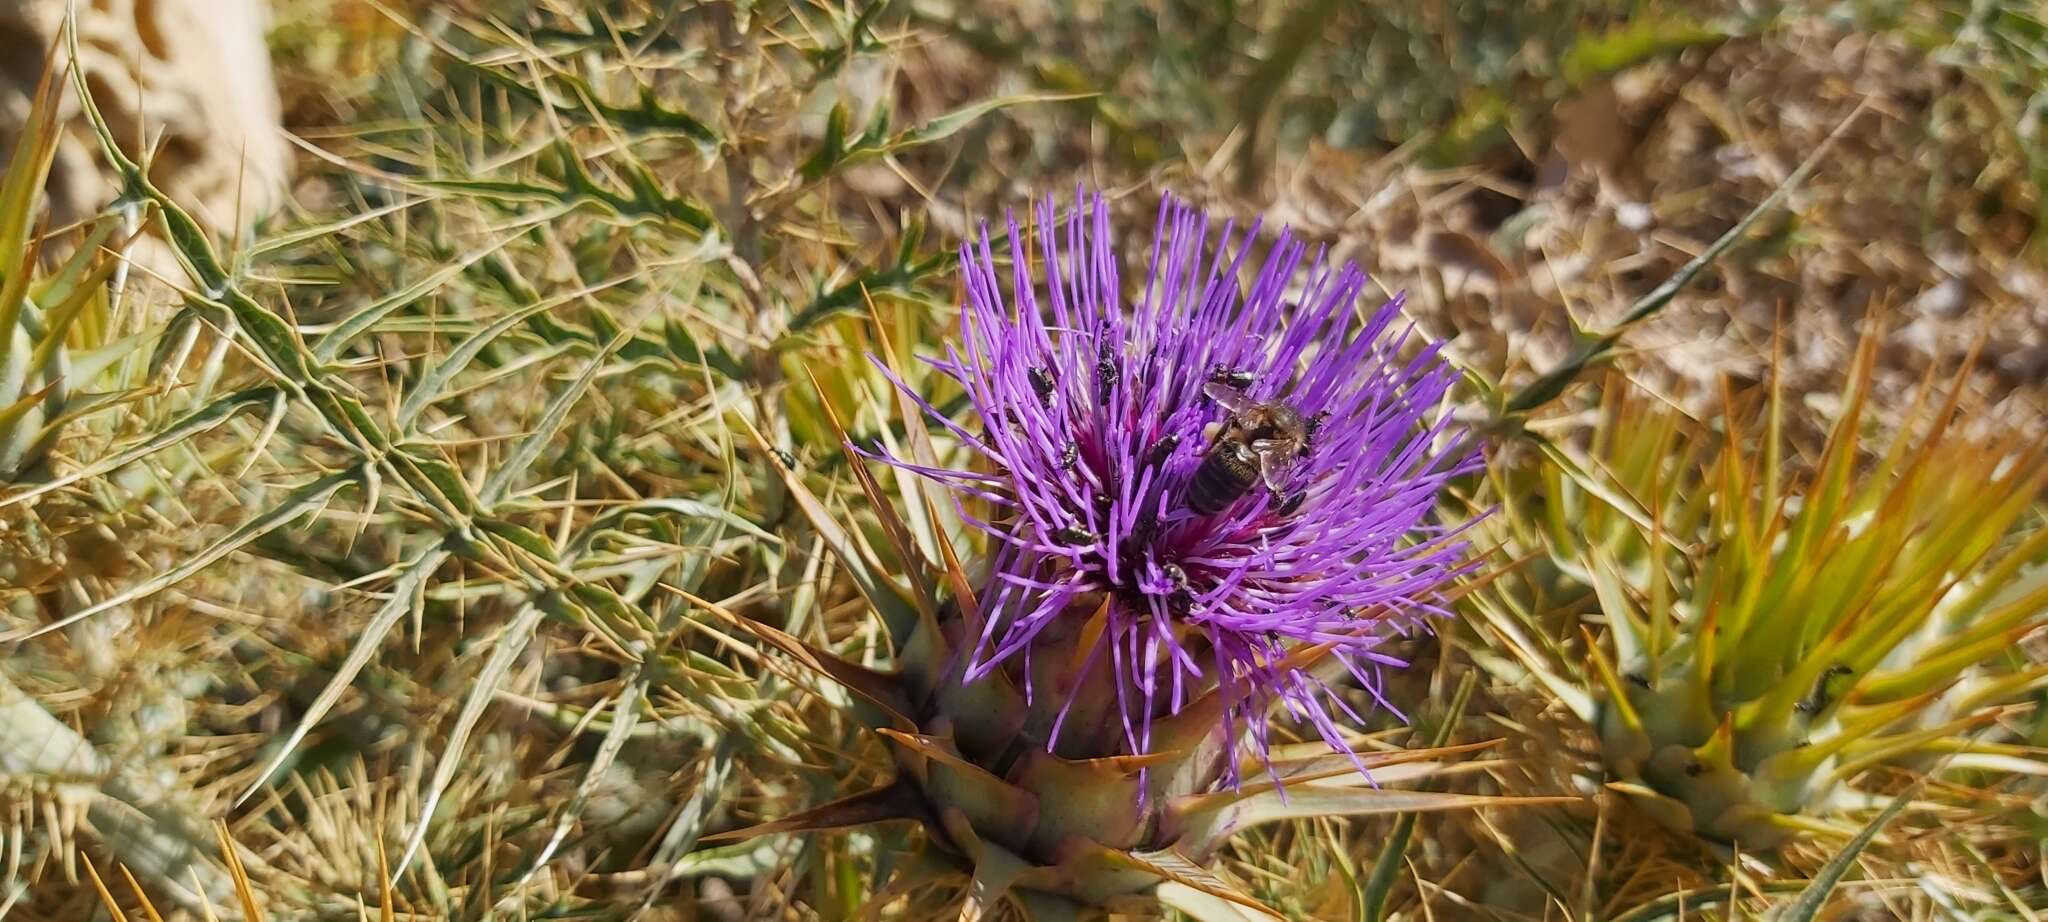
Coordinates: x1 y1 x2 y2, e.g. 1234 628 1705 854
708 595 1517 916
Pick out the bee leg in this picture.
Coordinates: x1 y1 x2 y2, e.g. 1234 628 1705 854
1253 441 1294 491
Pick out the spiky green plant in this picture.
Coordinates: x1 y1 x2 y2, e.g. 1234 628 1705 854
32 0 2048 917
0 5 1113 916
0 48 261 919
1470 340 2048 849
0 65 141 485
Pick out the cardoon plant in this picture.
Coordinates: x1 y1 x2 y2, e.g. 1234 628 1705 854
1468 347 2048 850
710 191 1529 917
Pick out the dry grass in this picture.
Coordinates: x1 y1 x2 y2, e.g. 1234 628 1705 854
1 1 2043 919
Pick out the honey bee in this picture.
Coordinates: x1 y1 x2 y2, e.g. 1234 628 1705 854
1187 375 1310 516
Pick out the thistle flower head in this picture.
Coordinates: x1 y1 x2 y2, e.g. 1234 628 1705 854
879 190 1482 780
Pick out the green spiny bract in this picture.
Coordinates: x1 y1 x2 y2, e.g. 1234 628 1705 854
1470 342 2048 848
714 548 1504 919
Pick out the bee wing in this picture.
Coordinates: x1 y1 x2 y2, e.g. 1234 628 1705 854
1251 439 1298 491
1203 380 1256 412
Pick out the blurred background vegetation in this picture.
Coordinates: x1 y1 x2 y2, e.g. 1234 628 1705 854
2 0 2044 919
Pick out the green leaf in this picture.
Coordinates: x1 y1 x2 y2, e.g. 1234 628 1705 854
1171 785 1567 852
568 497 777 553
0 381 55 458
7 467 360 642
1156 881 1286 921
786 247 951 333
312 234 518 363
897 92 1090 149
28 214 121 312
387 263 656 429
449 57 717 144
0 386 279 510
799 103 855 181
1532 434 1657 536
477 308 643 507
62 329 157 389
0 52 63 374
418 153 714 235
236 544 453 806
392 595 549 878
1560 14 1732 87
22 244 120 384
241 196 426 262
800 93 1089 182
957 841 1029 922
1773 782 1919 922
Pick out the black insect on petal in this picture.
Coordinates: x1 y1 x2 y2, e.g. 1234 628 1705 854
1054 525 1097 546
1058 442 1079 471
1123 508 1161 553
1145 433 1181 469
1096 333 1119 404
1028 366 1056 407
1797 664 1853 714
1207 363 1255 390
1303 410 1330 454
1275 490 1306 517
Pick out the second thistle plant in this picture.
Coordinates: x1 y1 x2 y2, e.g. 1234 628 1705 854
1472 346 2048 848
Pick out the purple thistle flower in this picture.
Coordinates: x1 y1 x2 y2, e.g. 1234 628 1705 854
875 189 1483 781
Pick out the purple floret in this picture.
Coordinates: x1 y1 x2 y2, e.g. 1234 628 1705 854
875 188 1483 781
